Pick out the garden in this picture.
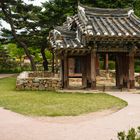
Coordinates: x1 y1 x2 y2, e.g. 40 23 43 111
1 1 140 140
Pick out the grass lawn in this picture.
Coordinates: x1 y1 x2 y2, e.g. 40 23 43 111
0 77 127 116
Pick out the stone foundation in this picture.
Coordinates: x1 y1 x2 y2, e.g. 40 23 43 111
16 71 62 91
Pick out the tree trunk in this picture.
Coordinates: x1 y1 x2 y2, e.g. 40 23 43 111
41 45 48 71
1 2 36 71
22 44 36 71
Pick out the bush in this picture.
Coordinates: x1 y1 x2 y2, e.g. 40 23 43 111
108 61 115 70
100 61 115 70
118 127 140 140
100 61 104 69
135 59 140 72
135 66 140 73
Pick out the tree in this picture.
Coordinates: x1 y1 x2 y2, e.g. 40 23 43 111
133 0 140 17
36 0 77 71
6 43 24 69
1 0 139 72
0 44 9 70
80 0 135 8
0 0 42 71
40 0 77 27
0 43 17 72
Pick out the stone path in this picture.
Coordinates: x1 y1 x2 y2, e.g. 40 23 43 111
0 74 16 79
0 74 140 140
0 91 140 140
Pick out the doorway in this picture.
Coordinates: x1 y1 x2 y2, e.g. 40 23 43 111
68 56 83 88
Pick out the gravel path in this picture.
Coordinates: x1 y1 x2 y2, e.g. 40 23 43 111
0 74 16 79
0 92 140 140
0 75 140 140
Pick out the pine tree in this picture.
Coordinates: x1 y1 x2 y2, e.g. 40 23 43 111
80 0 135 8
34 0 77 71
0 0 41 71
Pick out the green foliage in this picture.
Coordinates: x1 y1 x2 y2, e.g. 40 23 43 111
39 0 77 28
0 43 33 73
0 0 43 70
100 61 115 70
80 0 140 17
100 61 104 69
45 50 52 60
0 44 18 73
108 61 115 70
81 0 134 8
135 59 140 72
1 0 140 71
134 0 140 19
118 127 140 140
5 43 24 60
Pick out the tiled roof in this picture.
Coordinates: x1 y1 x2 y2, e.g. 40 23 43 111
50 4 140 49
77 4 140 37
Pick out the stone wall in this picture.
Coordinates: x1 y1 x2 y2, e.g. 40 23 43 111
16 71 62 91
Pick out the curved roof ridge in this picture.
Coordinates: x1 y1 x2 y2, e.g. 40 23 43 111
130 12 140 23
78 3 132 15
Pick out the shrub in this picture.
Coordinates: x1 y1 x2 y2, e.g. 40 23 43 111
118 127 140 140
135 59 140 72
100 61 115 70
108 61 115 70
100 61 104 69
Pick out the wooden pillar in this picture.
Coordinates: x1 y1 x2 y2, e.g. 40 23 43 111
128 53 135 89
115 54 120 87
116 54 123 88
116 52 135 89
104 53 109 73
52 51 55 73
82 56 87 88
123 53 129 88
86 54 91 88
120 54 124 87
55 55 58 73
91 50 96 89
60 59 64 88
63 54 68 88
96 54 100 76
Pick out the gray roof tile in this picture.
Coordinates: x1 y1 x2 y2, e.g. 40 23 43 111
50 4 140 49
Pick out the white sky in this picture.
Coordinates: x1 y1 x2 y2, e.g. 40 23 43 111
0 0 48 30
24 0 48 6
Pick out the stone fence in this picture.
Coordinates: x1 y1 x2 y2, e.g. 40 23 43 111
16 71 62 91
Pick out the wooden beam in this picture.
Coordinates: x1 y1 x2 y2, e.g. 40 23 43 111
119 54 124 88
63 53 69 88
122 53 128 88
128 52 135 89
60 59 64 88
116 52 135 89
96 54 100 75
86 54 91 88
115 54 120 87
104 53 109 73
91 50 96 89
115 54 123 88
82 56 87 88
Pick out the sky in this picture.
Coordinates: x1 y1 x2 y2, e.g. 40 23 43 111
24 0 47 6
0 0 48 30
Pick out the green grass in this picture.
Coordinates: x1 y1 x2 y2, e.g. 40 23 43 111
0 77 127 116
